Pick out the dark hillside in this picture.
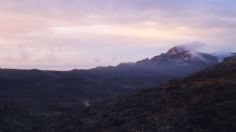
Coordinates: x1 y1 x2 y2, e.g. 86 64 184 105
0 47 218 114
52 56 236 132
0 99 46 132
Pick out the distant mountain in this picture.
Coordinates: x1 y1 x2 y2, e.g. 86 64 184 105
94 45 219 77
52 56 236 132
139 46 217 63
0 45 221 114
136 46 218 75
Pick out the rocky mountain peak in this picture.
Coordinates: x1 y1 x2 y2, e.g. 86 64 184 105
166 46 189 55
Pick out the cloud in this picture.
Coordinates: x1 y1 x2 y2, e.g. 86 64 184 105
178 42 206 52
0 0 236 69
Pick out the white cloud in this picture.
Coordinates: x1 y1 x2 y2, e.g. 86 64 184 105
0 0 235 70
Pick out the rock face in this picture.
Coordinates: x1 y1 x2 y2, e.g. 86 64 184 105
52 56 236 132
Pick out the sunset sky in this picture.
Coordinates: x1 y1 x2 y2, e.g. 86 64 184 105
0 0 236 70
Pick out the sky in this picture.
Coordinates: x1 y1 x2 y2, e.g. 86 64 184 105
0 0 236 70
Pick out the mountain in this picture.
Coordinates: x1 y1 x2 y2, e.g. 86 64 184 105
94 46 218 77
135 46 218 75
52 56 236 132
140 46 217 63
0 46 219 114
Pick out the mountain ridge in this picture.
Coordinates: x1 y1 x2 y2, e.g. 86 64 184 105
0 46 227 114
52 56 236 132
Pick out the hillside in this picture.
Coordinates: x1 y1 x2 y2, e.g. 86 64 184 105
0 99 46 132
0 46 219 114
52 56 236 132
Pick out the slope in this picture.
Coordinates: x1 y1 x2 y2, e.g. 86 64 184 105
0 46 219 114
52 56 236 132
0 99 46 132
